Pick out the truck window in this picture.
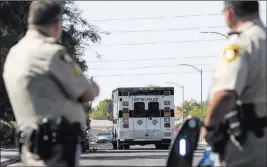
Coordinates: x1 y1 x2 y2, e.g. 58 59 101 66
148 102 160 117
134 102 146 117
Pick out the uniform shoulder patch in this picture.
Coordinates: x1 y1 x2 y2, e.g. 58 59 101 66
56 49 83 76
222 44 240 62
74 64 82 76
60 54 74 64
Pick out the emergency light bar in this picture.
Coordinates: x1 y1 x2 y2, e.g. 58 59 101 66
115 87 174 92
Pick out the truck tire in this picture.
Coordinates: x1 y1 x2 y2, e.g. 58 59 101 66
81 142 87 153
112 142 117 149
155 143 169 150
124 145 130 149
86 140 89 150
161 144 170 150
113 143 123 150
155 144 162 150
118 145 123 150
112 140 123 150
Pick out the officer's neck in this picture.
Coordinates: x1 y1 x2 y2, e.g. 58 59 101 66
232 15 259 31
28 24 57 39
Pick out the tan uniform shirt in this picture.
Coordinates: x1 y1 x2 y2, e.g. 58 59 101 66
209 18 266 117
208 19 266 166
3 29 90 129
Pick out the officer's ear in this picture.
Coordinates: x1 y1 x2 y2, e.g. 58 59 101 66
224 7 234 21
55 20 62 41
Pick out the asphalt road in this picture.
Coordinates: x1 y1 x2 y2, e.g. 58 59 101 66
8 143 206 167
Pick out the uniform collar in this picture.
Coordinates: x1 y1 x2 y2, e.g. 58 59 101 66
26 29 57 43
237 18 263 32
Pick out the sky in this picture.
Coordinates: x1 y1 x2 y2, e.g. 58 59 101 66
75 1 267 107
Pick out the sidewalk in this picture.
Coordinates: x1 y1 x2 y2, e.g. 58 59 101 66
0 148 20 167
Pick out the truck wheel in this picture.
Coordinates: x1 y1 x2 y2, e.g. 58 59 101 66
86 140 89 150
115 139 123 150
81 142 86 153
112 142 117 149
162 144 170 150
118 145 123 150
155 144 162 150
124 145 130 149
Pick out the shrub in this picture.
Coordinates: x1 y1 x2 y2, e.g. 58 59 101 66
0 120 17 147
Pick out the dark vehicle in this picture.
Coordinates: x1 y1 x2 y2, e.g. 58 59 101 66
81 121 90 153
81 129 89 153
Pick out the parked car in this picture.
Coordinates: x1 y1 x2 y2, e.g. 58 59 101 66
95 132 113 143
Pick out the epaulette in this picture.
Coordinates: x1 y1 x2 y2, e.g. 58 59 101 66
228 31 242 37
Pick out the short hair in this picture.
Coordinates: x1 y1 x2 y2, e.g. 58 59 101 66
225 1 259 17
28 0 63 26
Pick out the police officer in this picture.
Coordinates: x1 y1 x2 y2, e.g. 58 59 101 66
203 1 266 166
3 1 99 166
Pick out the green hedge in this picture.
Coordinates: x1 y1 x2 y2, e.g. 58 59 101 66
0 120 17 147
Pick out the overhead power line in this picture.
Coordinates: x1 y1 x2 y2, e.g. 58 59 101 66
103 25 227 34
92 70 214 78
89 64 212 70
88 10 266 22
90 38 226 47
87 55 217 63
89 13 223 22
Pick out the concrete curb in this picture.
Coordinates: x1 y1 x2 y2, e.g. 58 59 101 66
0 156 20 167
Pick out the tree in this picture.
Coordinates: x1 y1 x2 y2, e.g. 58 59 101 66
0 1 104 120
146 84 159 88
176 99 200 118
188 102 207 117
89 99 112 120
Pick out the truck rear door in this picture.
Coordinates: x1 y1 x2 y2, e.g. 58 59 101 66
133 101 147 131
147 99 161 131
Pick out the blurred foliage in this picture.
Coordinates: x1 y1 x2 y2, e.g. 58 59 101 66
145 84 160 88
0 1 104 121
175 98 207 118
0 120 17 147
89 99 112 120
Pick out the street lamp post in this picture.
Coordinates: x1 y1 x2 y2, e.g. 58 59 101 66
177 64 203 117
195 31 227 116
166 82 184 121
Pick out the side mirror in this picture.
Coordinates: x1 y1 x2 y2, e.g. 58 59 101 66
166 116 201 167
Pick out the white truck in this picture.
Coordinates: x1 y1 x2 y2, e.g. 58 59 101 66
111 87 175 149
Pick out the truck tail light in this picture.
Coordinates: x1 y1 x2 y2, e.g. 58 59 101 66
123 124 129 128
164 123 170 127
123 118 129 128
123 118 128 124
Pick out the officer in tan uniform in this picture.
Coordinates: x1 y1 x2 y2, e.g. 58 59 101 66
3 1 99 166
203 1 266 167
